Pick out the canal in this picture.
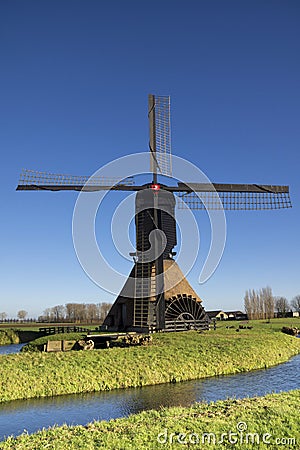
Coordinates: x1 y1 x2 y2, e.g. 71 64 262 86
0 351 299 440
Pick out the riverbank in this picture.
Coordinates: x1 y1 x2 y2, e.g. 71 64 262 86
0 329 41 346
20 331 87 352
1 389 299 449
0 320 300 403
0 329 20 346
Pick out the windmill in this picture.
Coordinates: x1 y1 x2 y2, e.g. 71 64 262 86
17 94 292 333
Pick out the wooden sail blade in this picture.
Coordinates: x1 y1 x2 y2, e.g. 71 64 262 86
16 169 135 191
177 182 289 193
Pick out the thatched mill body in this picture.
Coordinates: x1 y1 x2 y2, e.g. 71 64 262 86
102 185 207 332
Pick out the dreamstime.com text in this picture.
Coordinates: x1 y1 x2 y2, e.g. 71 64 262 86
157 422 296 446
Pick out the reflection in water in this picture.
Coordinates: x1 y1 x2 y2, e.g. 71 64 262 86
0 353 299 441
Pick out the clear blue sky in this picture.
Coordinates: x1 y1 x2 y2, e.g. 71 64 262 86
1 0 299 317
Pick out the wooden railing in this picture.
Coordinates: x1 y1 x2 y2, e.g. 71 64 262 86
39 326 89 335
164 319 209 332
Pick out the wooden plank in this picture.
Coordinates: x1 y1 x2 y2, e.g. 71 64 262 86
62 340 77 351
46 340 62 352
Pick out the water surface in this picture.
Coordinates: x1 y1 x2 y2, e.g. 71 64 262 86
0 344 24 355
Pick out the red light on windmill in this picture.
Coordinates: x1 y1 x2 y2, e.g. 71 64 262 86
151 184 160 192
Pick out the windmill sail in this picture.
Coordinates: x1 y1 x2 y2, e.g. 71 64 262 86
177 183 291 210
17 169 134 191
149 94 172 178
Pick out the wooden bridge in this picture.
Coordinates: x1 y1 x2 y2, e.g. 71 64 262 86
39 326 89 335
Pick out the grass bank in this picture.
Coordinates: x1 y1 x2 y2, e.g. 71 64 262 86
0 329 20 345
0 329 42 346
21 332 87 352
1 390 299 449
0 319 300 403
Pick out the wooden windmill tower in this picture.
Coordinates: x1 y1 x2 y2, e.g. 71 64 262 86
17 94 292 333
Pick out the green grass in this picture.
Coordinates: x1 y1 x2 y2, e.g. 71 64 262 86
21 332 87 352
0 329 20 345
1 390 299 449
0 319 299 403
217 317 300 333
0 329 45 345
0 324 100 346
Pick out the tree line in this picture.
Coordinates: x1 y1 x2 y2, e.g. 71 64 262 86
0 310 29 322
244 287 300 320
0 303 112 324
1 292 299 324
38 302 112 323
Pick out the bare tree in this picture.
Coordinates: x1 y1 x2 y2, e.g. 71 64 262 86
74 303 86 322
260 286 274 320
65 303 77 322
252 289 260 320
0 312 7 321
86 303 98 323
42 307 54 322
52 305 66 322
244 286 274 320
244 289 259 319
244 289 254 319
291 295 300 313
65 303 88 322
38 301 112 324
275 297 290 317
98 302 112 322
17 310 28 321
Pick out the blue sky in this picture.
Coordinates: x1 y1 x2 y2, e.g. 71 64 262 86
1 0 299 317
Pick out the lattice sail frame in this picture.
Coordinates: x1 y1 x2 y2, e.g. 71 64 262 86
150 95 172 177
177 190 292 210
18 169 134 187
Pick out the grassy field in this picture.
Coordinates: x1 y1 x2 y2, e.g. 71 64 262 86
0 318 299 403
1 390 299 449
